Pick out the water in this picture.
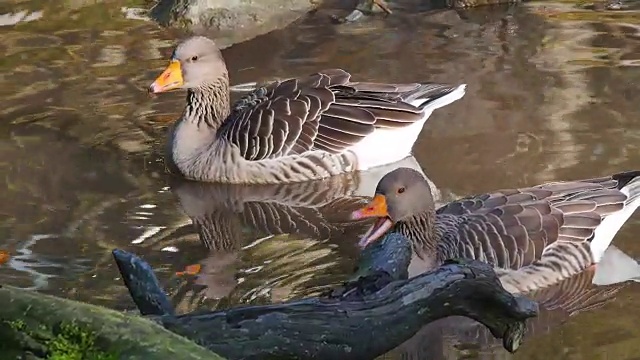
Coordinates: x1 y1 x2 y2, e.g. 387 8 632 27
1 0 640 358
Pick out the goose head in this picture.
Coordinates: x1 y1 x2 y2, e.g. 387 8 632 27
149 36 228 94
351 167 435 248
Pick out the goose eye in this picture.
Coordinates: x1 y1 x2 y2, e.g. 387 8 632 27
397 187 405 194
191 56 199 62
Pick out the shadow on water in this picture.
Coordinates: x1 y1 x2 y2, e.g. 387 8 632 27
2 0 640 358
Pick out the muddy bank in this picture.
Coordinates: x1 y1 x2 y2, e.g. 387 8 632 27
149 0 319 48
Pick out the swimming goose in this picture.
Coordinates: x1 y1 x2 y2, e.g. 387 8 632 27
149 36 467 184
350 167 640 293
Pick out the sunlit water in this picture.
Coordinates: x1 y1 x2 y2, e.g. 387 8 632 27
1 0 640 358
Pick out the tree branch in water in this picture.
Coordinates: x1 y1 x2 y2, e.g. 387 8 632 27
115 233 538 359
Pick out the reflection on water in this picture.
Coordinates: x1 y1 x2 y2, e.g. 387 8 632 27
1 0 640 358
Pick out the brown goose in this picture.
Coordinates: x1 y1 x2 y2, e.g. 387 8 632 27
350 167 640 293
148 36 466 184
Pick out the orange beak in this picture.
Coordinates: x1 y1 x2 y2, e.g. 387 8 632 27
149 60 184 94
351 194 394 248
351 194 389 220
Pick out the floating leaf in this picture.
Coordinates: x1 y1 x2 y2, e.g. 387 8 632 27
175 263 201 277
0 250 10 265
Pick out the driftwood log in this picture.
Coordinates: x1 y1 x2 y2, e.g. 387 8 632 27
114 232 539 360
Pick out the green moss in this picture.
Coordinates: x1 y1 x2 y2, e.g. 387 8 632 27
1 319 118 360
8 319 27 331
0 286 224 359
46 322 118 360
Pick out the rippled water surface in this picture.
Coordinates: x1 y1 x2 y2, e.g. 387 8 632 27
2 0 640 358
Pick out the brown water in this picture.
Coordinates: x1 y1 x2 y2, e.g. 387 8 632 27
2 0 640 358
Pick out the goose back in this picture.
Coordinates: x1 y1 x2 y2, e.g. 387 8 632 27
430 171 640 293
216 69 462 161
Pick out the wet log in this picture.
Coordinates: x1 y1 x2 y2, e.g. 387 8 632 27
114 233 539 360
0 285 224 360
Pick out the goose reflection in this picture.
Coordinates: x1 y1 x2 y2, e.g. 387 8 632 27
168 156 449 308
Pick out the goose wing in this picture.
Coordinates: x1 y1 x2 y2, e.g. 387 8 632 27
216 69 458 161
434 174 634 275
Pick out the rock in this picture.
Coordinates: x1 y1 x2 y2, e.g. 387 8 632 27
150 0 317 48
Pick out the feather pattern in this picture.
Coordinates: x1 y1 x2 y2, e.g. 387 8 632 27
436 171 640 293
217 69 463 159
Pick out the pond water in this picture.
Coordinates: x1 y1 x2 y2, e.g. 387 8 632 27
1 0 640 359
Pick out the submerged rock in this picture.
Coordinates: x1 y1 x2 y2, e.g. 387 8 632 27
150 0 317 47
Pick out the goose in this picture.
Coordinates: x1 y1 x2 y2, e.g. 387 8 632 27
350 167 640 293
148 36 466 184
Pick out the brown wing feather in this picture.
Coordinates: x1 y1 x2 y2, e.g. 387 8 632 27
436 176 629 273
218 69 462 160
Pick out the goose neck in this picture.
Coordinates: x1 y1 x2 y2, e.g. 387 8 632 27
183 76 230 131
396 211 438 257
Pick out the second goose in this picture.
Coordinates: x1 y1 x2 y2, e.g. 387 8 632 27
351 167 640 293
149 36 466 184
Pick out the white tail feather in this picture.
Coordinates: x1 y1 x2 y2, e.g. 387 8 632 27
413 84 467 112
353 84 467 170
591 176 640 262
